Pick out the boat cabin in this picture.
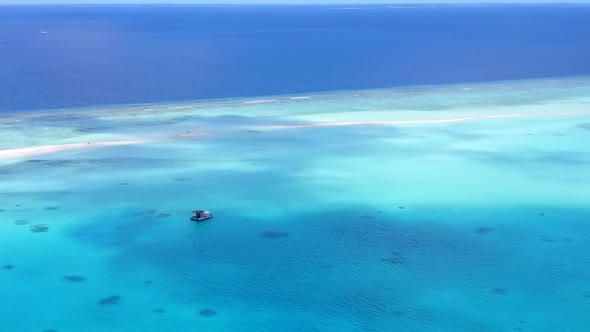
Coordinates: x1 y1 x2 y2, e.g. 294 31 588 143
191 210 213 222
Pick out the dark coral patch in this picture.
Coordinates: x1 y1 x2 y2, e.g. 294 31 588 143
98 295 121 306
30 224 49 233
563 237 574 242
0 209 5 212
14 220 28 226
198 308 217 317
144 280 153 284
492 288 507 295
360 215 375 219
538 212 546 217
475 227 494 234
153 308 166 313
261 231 289 239
540 235 557 243
381 251 406 265
397 206 405 210
63 275 86 283
148 210 157 215
173 177 189 182
44 206 60 210
2 265 15 270
156 213 171 219
121 183 129 185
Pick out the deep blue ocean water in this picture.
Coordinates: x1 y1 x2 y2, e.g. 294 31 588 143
1 4 590 112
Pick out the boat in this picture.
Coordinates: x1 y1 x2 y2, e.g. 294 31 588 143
191 210 213 222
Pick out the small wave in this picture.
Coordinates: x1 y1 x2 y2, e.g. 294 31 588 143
244 99 277 104
290 96 310 100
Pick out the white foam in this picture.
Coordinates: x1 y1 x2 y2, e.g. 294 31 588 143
244 99 277 104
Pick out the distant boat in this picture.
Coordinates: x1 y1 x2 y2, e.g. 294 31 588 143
40 31 48 34
191 210 213 222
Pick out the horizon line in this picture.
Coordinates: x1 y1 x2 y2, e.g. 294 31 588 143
2 2 590 5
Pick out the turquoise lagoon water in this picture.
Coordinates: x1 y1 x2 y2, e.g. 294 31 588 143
1 77 590 331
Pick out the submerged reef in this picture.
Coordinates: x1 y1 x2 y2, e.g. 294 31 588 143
475 227 495 234
492 288 507 295
30 224 49 233
198 309 217 317
98 295 121 306
261 231 289 239
2 265 15 270
44 206 60 210
381 251 406 265
14 220 28 226
63 275 86 283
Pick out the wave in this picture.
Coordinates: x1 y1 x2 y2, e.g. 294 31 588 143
244 99 278 104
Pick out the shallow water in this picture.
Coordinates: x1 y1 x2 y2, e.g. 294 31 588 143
1 77 590 331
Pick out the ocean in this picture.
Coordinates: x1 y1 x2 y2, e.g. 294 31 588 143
1 5 590 332
1 4 590 112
